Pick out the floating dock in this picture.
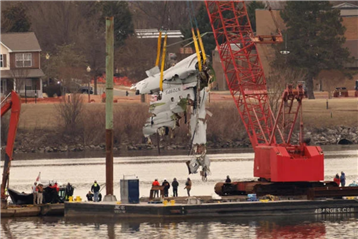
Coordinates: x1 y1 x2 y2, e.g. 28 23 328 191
65 199 358 219
1 204 64 218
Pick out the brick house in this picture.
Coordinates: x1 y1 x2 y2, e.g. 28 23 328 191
0 32 45 98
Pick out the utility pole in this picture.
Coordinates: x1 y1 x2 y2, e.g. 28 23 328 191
104 16 116 201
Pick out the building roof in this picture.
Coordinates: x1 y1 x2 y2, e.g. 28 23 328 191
0 69 45 78
333 2 358 9
0 32 41 52
135 29 183 39
343 39 358 59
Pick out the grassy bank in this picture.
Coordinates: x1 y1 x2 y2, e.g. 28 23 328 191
3 97 357 150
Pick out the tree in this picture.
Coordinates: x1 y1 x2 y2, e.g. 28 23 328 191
181 2 265 56
100 1 134 47
247 1 265 33
1 2 31 32
130 2 197 30
43 44 87 93
277 1 352 99
115 36 157 82
181 3 217 55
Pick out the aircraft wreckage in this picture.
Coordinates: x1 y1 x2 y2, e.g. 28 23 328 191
131 53 214 178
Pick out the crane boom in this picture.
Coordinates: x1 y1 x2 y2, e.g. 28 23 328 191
205 1 324 183
1 91 21 205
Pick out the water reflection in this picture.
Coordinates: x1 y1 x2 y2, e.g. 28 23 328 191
2 214 357 239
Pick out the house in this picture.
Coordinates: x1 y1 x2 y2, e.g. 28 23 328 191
0 32 45 98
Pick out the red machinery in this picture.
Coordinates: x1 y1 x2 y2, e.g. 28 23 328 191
1 91 21 206
205 1 324 195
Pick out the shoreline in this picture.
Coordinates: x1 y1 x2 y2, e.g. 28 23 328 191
6 125 357 156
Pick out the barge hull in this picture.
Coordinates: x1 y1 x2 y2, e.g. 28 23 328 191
65 200 358 219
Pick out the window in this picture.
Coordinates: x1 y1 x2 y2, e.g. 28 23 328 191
0 55 3 67
15 53 32 67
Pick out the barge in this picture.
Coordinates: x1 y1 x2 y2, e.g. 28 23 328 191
64 198 358 220
1 204 64 218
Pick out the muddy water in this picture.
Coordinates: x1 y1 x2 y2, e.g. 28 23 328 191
1 145 358 238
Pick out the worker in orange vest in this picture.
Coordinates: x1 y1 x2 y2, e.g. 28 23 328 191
152 179 160 198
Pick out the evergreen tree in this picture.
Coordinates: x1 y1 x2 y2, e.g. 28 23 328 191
99 1 134 47
247 1 265 33
181 2 265 58
278 1 352 99
1 3 31 32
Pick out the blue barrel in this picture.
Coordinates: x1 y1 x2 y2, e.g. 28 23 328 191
120 177 139 204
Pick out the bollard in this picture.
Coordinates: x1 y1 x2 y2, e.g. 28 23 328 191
76 196 82 202
163 200 168 206
69 196 73 202
116 201 121 205
326 99 328 109
331 112 333 118
170 200 175 206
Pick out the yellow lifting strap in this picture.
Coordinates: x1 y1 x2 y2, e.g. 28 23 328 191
191 28 202 72
196 28 206 65
155 31 162 67
159 33 168 91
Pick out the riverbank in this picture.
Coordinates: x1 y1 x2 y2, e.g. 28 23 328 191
2 98 357 154
5 125 357 155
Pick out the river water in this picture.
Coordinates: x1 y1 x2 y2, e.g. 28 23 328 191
1 145 358 238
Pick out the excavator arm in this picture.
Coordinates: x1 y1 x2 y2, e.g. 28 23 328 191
1 91 21 204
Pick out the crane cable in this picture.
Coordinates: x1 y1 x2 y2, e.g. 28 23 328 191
266 1 282 35
155 30 162 67
158 1 168 91
189 1 207 65
159 32 168 91
187 1 202 72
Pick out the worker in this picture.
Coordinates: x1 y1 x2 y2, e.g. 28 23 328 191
225 175 231 183
334 174 340 186
86 191 93 201
162 179 170 197
340 172 346 187
37 184 44 204
152 179 160 198
65 182 74 200
184 178 192 197
32 182 38 205
172 178 179 197
91 180 100 202
54 182 59 192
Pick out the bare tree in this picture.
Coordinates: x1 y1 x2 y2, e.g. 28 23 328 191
115 36 157 82
57 93 84 136
130 2 200 29
9 68 29 94
267 66 307 115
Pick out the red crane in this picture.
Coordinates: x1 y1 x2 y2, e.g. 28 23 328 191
1 91 21 207
205 1 324 195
